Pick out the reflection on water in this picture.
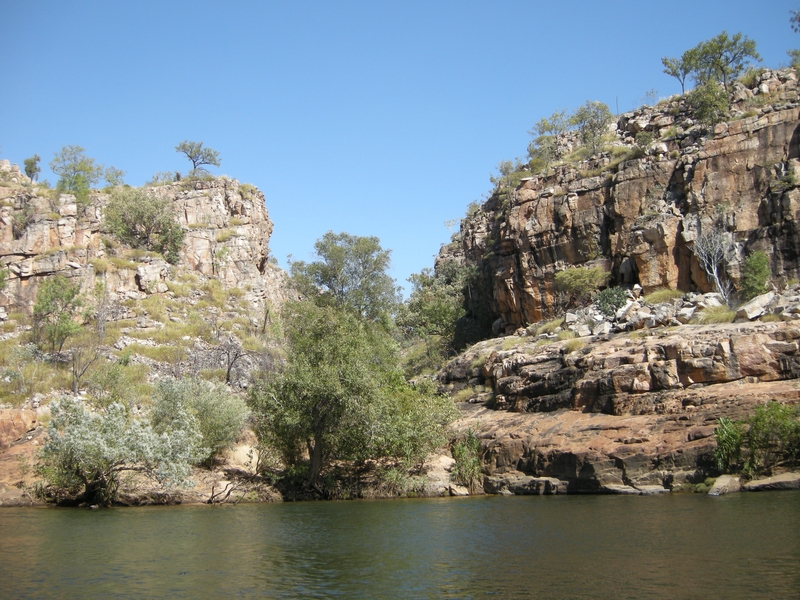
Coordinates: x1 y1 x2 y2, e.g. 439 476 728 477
1 492 799 599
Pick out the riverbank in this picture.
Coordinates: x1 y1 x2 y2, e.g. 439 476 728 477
2 400 799 506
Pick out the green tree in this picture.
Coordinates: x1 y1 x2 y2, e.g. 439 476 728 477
661 48 698 94
397 260 467 372
569 101 613 154
104 188 185 263
746 402 800 475
33 275 83 353
37 397 203 506
740 250 770 300
151 377 249 465
399 260 467 340
103 166 126 187
248 301 455 487
527 109 569 171
693 31 761 91
24 154 41 182
49 146 104 205
175 140 221 174
289 231 401 323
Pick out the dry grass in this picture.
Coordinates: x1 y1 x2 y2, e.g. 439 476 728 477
216 229 236 243
109 257 139 271
557 329 577 340
563 339 585 353
165 280 190 297
502 336 526 350
644 287 684 304
758 313 782 322
536 317 565 335
451 387 477 402
90 258 110 273
124 343 187 363
691 305 736 324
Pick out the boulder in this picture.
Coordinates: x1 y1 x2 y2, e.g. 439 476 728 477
742 472 800 491
708 474 741 495
736 292 776 321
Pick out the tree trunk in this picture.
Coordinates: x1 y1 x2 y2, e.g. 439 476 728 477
308 430 324 487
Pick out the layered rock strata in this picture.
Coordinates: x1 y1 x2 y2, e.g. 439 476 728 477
442 319 800 492
441 69 800 332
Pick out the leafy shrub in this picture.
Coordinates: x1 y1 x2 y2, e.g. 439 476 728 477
12 201 35 240
644 288 684 304
151 378 249 465
86 361 150 409
554 267 609 304
37 397 202 505
635 131 654 147
596 286 627 317
740 251 770 301
714 417 745 472
745 402 800 475
451 429 482 491
687 81 730 127
104 188 185 264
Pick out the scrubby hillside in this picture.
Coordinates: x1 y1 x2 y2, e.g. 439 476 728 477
0 169 292 505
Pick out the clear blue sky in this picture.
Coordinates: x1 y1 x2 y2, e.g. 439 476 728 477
2 1 797 294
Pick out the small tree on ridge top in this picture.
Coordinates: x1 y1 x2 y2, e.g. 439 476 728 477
175 140 220 174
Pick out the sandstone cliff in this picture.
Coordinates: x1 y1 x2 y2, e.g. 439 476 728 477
0 171 288 315
441 68 800 333
434 69 800 495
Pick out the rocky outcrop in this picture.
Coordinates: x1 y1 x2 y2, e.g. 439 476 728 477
453 378 798 494
441 319 800 415
442 317 800 493
0 177 288 314
441 68 800 332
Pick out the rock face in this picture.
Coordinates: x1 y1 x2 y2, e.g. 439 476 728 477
0 177 288 314
440 69 800 332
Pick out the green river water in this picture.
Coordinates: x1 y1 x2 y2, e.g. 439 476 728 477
1 492 798 599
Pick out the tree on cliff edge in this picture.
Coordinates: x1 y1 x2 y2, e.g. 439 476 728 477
175 140 220 174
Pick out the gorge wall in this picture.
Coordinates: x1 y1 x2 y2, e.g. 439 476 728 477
440 68 800 333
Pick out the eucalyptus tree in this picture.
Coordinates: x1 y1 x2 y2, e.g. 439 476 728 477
289 231 401 324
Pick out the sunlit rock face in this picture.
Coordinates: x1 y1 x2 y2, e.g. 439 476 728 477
440 69 800 333
0 177 288 313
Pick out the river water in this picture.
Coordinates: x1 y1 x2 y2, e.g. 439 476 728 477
1 492 798 599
